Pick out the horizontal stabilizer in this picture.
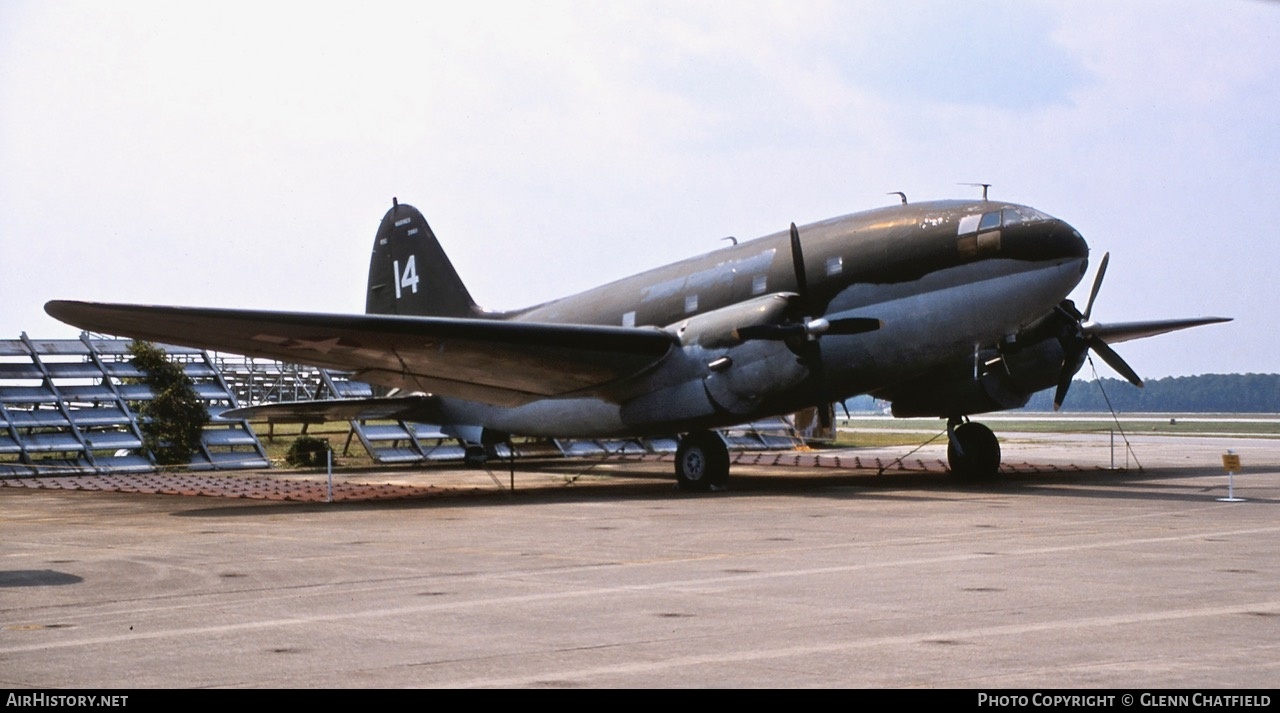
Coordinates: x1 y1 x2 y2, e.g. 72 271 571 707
221 395 440 424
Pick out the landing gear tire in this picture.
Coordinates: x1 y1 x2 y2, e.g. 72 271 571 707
463 445 488 469
947 421 1001 479
675 431 729 492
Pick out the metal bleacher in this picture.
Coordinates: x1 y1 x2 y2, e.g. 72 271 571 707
0 334 268 476
2 333 818 475
315 370 471 464
212 353 812 466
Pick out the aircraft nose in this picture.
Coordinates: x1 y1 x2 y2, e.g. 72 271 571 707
1001 217 1088 263
1053 219 1088 260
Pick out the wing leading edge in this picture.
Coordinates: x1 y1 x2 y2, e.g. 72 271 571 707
45 301 677 407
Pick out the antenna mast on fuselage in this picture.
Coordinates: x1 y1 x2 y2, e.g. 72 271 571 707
959 183 992 201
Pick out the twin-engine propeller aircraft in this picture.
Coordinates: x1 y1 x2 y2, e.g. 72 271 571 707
46 195 1229 489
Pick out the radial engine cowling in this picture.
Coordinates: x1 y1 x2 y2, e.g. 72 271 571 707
889 337 1067 418
621 294 810 425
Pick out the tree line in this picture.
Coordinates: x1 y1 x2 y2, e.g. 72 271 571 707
1021 373 1280 413
843 374 1280 414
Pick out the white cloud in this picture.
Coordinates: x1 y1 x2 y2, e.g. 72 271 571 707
1 0 1274 377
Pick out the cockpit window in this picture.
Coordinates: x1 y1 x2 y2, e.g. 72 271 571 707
1003 206 1054 225
958 205 1055 236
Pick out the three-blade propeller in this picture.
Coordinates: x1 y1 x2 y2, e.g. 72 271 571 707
735 223 881 425
735 225 882 337
1053 252 1143 410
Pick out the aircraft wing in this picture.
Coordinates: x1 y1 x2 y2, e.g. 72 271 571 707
45 301 677 407
1086 316 1232 344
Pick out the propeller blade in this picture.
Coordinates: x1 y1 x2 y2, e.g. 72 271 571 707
1082 251 1109 322
790 223 809 308
801 339 831 427
1053 341 1089 411
1052 382 1070 412
1085 316 1232 344
1088 336 1144 388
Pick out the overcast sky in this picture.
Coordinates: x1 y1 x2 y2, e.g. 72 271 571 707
2 1 1275 378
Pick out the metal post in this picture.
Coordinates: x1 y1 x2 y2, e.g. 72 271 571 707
498 437 515 491
1218 450 1244 502
326 446 333 503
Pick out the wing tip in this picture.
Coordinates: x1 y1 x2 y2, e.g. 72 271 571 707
44 299 85 325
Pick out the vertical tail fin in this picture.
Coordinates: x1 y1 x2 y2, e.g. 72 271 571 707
366 199 482 318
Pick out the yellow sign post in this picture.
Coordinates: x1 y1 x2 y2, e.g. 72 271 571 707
1219 451 1244 502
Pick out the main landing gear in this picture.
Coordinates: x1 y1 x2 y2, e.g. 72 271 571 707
675 431 730 491
946 417 1001 479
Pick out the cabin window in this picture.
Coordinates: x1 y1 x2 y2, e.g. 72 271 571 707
978 211 1001 232
752 274 767 295
825 256 843 276
622 311 636 328
684 294 698 313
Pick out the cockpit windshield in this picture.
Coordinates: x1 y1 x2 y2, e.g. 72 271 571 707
999 205 1054 226
957 204 1056 236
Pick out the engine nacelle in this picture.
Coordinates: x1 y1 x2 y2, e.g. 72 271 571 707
620 294 810 426
669 293 794 349
889 337 1066 418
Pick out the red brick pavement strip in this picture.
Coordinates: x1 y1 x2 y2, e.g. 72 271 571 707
0 454 1096 502
652 451 1089 474
0 473 444 502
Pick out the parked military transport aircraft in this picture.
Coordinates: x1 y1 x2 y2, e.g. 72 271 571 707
46 195 1229 488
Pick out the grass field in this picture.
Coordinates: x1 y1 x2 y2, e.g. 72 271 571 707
244 413 1280 464
834 413 1280 448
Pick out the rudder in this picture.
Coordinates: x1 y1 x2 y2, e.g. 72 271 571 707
366 199 482 318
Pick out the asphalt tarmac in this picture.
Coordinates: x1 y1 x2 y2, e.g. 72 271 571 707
2 432 1278 688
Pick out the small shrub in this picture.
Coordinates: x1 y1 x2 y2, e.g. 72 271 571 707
286 435 331 467
128 341 210 466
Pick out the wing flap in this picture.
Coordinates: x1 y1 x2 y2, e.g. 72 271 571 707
46 301 677 406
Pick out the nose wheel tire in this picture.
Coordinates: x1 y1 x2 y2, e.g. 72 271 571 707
947 421 1001 479
675 431 730 491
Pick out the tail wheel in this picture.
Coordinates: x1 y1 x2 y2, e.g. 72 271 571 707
675 431 730 491
947 422 1001 479
463 445 488 469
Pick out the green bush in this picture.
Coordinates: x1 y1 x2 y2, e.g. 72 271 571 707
128 341 210 466
285 435 331 467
